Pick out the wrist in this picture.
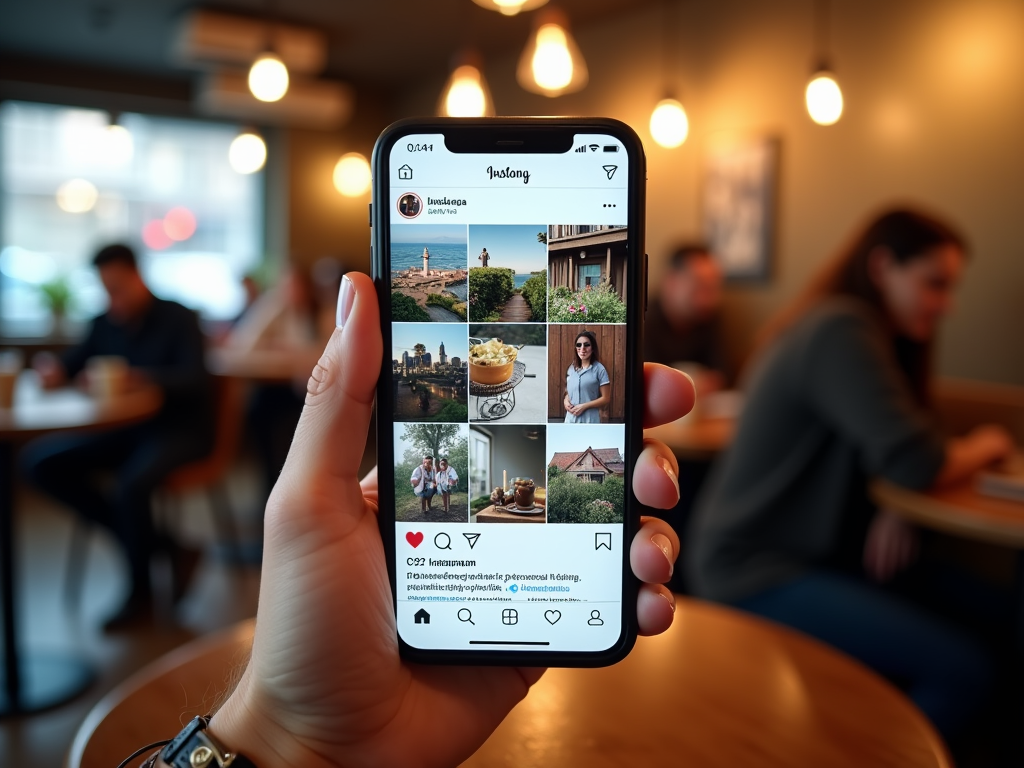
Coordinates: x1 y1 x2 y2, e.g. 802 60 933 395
198 669 333 768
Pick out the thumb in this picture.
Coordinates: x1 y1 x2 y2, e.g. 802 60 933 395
275 272 382 498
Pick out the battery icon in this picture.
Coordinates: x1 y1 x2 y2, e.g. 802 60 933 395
603 145 619 152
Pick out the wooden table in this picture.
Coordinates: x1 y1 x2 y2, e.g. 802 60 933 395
67 601 950 768
872 479 1024 549
643 390 741 461
476 499 546 523
0 373 162 715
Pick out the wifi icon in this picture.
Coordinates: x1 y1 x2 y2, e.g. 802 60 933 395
589 144 600 152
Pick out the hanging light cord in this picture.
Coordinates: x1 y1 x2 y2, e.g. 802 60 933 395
661 0 680 96
814 0 831 70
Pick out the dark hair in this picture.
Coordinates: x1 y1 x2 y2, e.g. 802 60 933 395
423 455 433 460
93 244 138 270
758 207 968 404
572 330 600 369
668 242 712 270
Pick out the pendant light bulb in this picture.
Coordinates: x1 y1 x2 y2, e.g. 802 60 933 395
516 11 588 97
439 64 495 117
805 70 843 125
229 132 267 174
333 153 372 197
471 0 548 15
649 98 689 148
249 53 289 102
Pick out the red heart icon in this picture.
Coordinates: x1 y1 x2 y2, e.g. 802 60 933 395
406 531 424 548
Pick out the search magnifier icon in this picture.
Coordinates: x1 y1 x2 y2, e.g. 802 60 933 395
434 532 452 550
457 608 475 625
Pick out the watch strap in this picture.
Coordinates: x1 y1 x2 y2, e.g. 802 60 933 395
159 715 258 768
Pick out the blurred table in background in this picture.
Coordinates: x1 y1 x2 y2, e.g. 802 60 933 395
67 601 951 768
643 390 741 461
207 346 321 383
0 373 162 715
872 479 1024 549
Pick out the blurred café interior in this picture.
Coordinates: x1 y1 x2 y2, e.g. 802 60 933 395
2 0 1024 766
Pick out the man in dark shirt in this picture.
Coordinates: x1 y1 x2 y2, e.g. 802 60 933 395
22 244 214 630
644 243 728 391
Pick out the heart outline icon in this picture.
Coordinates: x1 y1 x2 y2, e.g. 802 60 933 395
406 531 424 548
544 610 561 625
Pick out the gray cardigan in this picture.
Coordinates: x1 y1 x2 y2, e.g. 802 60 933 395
686 298 946 602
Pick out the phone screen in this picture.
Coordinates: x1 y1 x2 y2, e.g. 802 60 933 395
382 129 635 656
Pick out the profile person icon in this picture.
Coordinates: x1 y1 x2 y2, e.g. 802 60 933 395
398 193 422 219
588 610 604 626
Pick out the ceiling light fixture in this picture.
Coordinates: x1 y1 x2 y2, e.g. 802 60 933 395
249 52 289 102
228 131 267 174
648 1 689 148
333 152 372 197
439 52 495 117
471 0 548 16
516 9 588 97
805 0 843 126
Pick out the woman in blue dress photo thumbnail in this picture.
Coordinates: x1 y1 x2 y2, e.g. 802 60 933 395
563 330 611 423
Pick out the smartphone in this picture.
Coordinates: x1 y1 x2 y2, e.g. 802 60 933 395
372 118 646 666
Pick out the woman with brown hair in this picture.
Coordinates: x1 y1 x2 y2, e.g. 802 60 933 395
563 329 611 423
686 207 1014 738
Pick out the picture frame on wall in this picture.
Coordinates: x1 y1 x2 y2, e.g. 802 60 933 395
703 137 780 281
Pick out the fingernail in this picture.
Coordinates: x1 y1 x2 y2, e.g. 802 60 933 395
652 533 675 578
656 455 680 502
659 590 676 613
336 275 354 329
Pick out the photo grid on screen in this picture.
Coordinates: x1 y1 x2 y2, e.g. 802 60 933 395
390 222 629 528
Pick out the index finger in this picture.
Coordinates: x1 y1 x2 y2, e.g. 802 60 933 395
644 363 696 429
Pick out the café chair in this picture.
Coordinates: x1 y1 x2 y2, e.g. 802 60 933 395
64 374 247 613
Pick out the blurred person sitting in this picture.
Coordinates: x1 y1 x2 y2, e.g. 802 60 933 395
22 244 214 630
644 242 728 393
685 209 1015 739
227 261 332 505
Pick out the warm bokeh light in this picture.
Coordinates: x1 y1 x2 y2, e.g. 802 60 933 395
163 206 197 241
517 16 588 97
248 53 289 102
333 153 371 197
55 179 98 213
649 99 689 148
441 65 494 117
471 0 548 16
533 25 573 91
228 132 267 174
805 72 844 125
103 124 134 165
142 219 173 250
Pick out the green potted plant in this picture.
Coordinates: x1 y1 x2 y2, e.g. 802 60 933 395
39 277 73 334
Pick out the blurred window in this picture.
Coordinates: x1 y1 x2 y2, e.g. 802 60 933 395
0 101 263 335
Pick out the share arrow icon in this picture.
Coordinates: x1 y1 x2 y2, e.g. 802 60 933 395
602 165 618 180
463 533 481 549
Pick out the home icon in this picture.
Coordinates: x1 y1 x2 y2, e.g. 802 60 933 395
414 608 430 625
398 164 413 180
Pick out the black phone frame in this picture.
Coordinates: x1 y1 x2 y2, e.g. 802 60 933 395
372 117 647 667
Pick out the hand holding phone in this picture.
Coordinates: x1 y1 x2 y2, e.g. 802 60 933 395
209 272 696 768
